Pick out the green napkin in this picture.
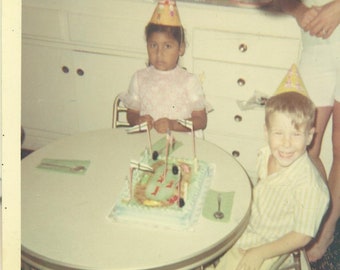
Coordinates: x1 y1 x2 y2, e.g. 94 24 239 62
37 158 90 175
203 190 235 223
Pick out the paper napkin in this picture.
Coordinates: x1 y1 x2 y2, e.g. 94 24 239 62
203 190 235 223
37 158 90 175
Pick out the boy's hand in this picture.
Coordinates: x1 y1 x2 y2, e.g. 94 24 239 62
236 248 265 270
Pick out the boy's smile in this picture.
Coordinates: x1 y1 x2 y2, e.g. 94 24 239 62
266 111 314 172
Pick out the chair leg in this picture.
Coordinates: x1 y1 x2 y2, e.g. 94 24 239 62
292 251 301 270
269 250 303 270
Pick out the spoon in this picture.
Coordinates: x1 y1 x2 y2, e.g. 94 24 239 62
41 162 86 172
213 193 224 219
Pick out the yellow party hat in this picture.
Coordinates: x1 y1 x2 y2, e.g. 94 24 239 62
150 0 182 27
274 64 309 97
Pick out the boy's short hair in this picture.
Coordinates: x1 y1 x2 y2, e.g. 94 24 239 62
265 92 316 131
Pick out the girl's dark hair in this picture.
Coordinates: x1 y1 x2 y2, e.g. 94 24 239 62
145 23 185 47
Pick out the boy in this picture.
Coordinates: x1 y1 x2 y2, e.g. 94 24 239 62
215 65 330 270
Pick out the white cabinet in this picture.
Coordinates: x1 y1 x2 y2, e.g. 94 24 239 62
189 13 301 176
22 41 146 149
22 0 148 149
22 44 78 136
71 51 145 132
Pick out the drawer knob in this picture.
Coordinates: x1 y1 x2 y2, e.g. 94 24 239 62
234 115 242 122
232 150 240 157
237 78 246 86
238 43 248 53
77 68 85 76
61 66 69 73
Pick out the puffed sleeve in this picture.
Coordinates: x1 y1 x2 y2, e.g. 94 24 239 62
187 75 213 113
119 72 141 111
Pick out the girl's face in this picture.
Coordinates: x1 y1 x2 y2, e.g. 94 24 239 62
265 111 314 171
147 32 184 71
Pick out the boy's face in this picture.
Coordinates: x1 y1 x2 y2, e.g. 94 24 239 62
265 111 314 169
147 32 184 71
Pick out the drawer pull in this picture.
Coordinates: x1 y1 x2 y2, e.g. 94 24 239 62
232 151 240 158
238 43 248 53
234 115 242 122
77 68 85 76
61 66 69 73
237 78 246 86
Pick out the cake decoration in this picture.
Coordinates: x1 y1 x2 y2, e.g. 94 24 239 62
109 122 214 230
177 119 198 171
126 122 153 154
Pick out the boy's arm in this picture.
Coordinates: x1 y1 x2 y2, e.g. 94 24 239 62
236 231 312 270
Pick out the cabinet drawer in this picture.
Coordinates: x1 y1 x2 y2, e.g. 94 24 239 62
193 29 300 68
204 132 266 176
195 59 287 100
207 96 266 138
22 6 63 39
68 13 146 52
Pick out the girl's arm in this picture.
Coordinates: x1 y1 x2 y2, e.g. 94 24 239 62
236 231 312 270
126 109 153 129
190 109 207 130
153 109 207 133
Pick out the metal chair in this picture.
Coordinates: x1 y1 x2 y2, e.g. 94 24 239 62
112 93 131 128
270 249 310 270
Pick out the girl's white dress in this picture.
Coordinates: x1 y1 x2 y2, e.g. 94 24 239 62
121 65 211 121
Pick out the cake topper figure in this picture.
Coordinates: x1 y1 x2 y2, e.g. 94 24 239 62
176 165 185 207
126 122 153 155
163 129 173 179
129 160 154 200
177 119 198 171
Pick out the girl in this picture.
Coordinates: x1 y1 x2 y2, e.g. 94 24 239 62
120 0 211 134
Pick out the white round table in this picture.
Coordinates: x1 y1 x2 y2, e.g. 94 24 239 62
21 129 252 270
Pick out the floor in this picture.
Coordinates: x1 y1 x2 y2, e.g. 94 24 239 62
20 149 340 269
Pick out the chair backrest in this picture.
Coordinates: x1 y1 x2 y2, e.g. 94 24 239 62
112 93 131 128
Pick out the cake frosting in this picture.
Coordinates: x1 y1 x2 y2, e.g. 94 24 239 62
110 147 214 230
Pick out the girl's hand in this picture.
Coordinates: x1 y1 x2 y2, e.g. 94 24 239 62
153 118 172 133
139 115 153 130
236 248 265 270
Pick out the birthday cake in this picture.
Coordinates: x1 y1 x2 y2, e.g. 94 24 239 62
109 135 214 230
